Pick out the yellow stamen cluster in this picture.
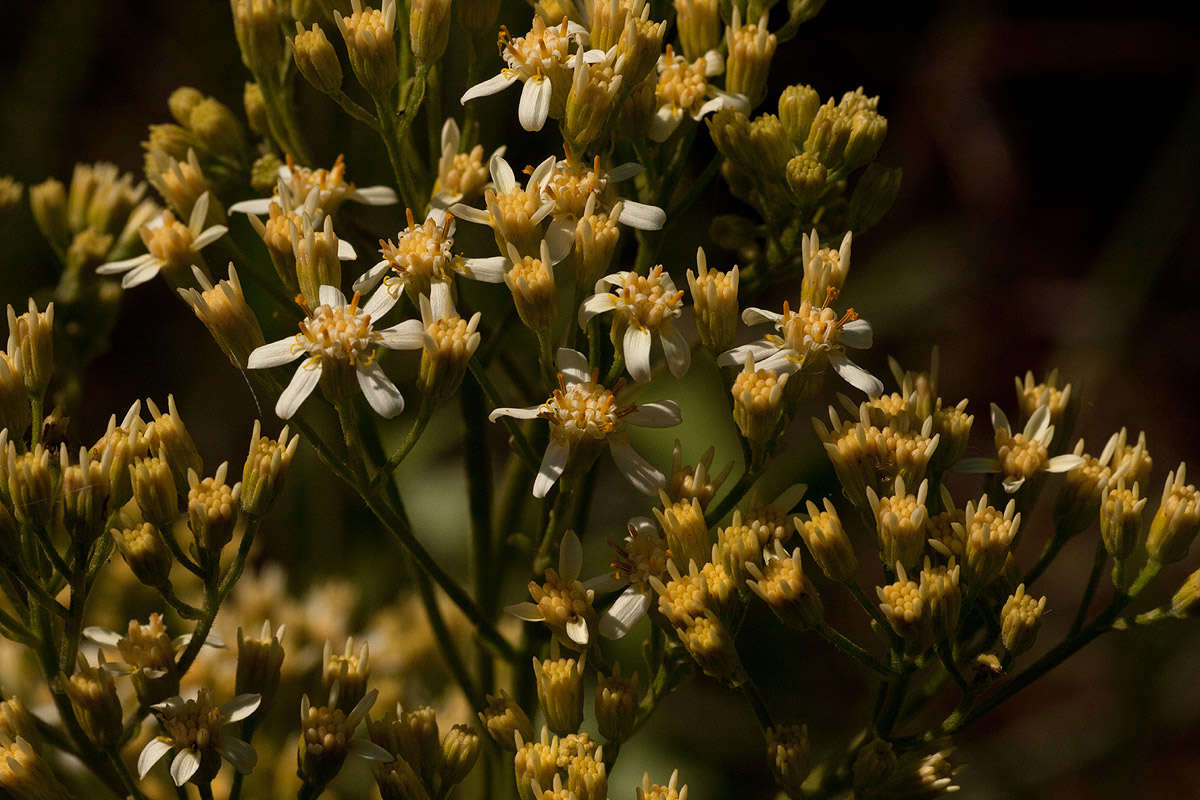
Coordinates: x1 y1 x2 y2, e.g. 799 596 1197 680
678 612 742 681
746 542 822 630
514 728 561 797
778 299 857 361
957 495 1020 586
1000 583 1045 655
62 658 123 747
488 185 547 255
650 560 711 626
796 498 858 582
0 735 71 798
732 361 787 444
926 507 964 562
687 248 739 353
479 691 535 751
567 744 608 800
868 477 928 571
539 373 622 443
1111 428 1152 485
653 493 709 569
323 638 370 710
608 266 685 330
528 568 595 632
1100 479 1145 561
533 655 586 736
995 428 1048 482
544 156 607 219
877 565 924 645
506 249 558 331
438 146 490 202
378 208 456 296
1015 370 1072 427
1147 463 1200 564
656 47 709 116
595 669 639 744
717 512 764 585
160 689 225 755
918 557 961 641
299 295 376 365
637 770 689 800
555 732 598 767
141 211 197 269
503 18 573 76
610 524 669 590
118 614 175 673
666 444 729 508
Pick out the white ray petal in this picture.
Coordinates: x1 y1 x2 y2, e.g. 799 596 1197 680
356 361 405 418
276 360 323 419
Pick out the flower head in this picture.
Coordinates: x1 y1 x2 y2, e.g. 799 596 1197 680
96 192 226 289
650 45 746 141
229 155 396 217
489 348 682 497
450 152 557 257
956 403 1083 493
579 266 689 382
246 285 417 419
432 117 503 208
138 689 260 786
508 530 597 647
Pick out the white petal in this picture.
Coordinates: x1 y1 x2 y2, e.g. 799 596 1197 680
191 224 228 250
248 336 304 369
138 738 173 779
337 238 358 260
518 77 552 131
83 626 123 647
228 198 273 215
318 285 347 308
353 261 391 293
702 49 725 76
533 439 570 498
578 293 618 326
622 325 653 383
459 256 508 283
990 402 1012 437
461 72 518 103
170 749 201 786
218 737 258 773
829 353 884 397
954 457 1001 474
617 200 666 231
579 47 606 63
583 573 627 594
363 285 400 320
1024 404 1051 439
649 106 683 142
441 117 460 153
716 340 779 368
276 361 323 419
598 589 651 639
1002 476 1027 494
121 261 165 288
489 405 541 422
378 319 427 350
428 281 454 320
659 324 691 378
556 348 592 385
490 153 517 194
608 436 665 495
623 400 682 428
839 319 874 349
559 529 583 581
351 185 398 206
607 163 642 182
741 306 782 326
506 601 546 622
348 738 395 762
221 693 261 723
96 254 154 274
447 203 492 226
565 617 590 646
545 218 576 263
356 361 406 419
1045 454 1085 473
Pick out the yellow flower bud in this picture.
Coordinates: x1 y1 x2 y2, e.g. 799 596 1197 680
294 23 344 93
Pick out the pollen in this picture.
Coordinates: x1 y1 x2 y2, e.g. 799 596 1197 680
656 47 709 115
141 211 196 266
539 375 621 441
299 297 377 365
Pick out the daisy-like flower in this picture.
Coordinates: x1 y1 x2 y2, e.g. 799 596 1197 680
96 192 227 289
587 517 670 639
138 689 260 787
650 45 747 142
246 186 359 265
228 155 397 216
246 285 415 420
374 281 482 399
579 265 690 382
507 530 600 647
352 207 508 299
956 403 1084 493
431 117 505 208
540 152 666 259
459 17 601 131
717 297 883 397
489 347 681 497
449 152 556 257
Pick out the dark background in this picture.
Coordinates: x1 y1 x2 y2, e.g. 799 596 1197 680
2 1 1199 797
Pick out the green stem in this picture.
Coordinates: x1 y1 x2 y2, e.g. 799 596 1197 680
704 465 760 527
532 478 575 577
1069 541 1108 635
108 750 153 800
462 376 497 695
373 398 435 484
816 623 894 678
876 662 913 738
375 97 424 212
329 89 381 130
413 566 485 708
467 360 540 470
30 395 43 445
425 64 443 163
937 643 970 694
844 580 903 650
740 679 774 730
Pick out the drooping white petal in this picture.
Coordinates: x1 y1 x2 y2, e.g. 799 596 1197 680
217 737 258 773
829 353 884 397
608 436 666 495
490 153 518 194
82 626 124 647
623 325 653 383
248 336 304 369
356 361 406 418
228 198 273 216
337 238 358 260
441 117 461 153
446 203 492 226
556 348 592 386
659 324 691 378
351 185 398 205
598 588 651 639
138 738 173 779
623 400 682 428
191 225 228 250
1024 403 1052 440
96 254 155 275
1002 475 1027 494
564 616 590 646
954 457 1001 474
459 256 508 283
276 360 323 419
461 71 518 104
545 217 576 264
353 261 392 294
528 155 557 192
518 77 553 131
221 694 262 723
169 748 201 786
583 573 627 594
318 285 347 308
123 261 167 288
578 293 618 326
990 403 1012 437
559 529 583 581
428 281 454 320
649 105 683 142
716 339 779 368
348 738 395 762
533 439 571 499
839 319 874 349
1045 454 1085 473
506 601 546 622
363 284 400 320
489 405 542 422
702 49 724 76
741 306 783 326
617 200 666 231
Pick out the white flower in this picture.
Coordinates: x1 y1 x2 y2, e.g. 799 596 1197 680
245 185 359 262
352 207 508 298
96 192 227 289
650 46 747 142
228 155 396 217
718 298 883 396
448 152 557 257
956 403 1084 493
579 265 690 382
506 530 602 647
246 285 417 420
138 689 260 786
588 517 670 639
431 118 505 208
459 17 602 131
489 348 681 498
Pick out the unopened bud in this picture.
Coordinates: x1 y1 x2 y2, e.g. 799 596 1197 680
243 82 268 136
1100 479 1145 561
505 241 558 333
410 0 452 63
236 621 286 712
685 247 739 353
294 23 343 93
168 86 205 126
796 498 857 582
479 691 534 751
6 299 55 397
293 215 343 307
180 264 267 369
877 564 926 647
674 0 720 60
766 724 809 797
594 667 639 743
439 724 481 789
111 522 173 588
29 179 69 250
534 653 586 736
188 98 248 162
724 11 776 108
778 84 821 146
1000 583 1045 655
1171 567 1200 618
785 153 827 206
240 420 299 516
335 0 400 95
187 462 243 554
1146 463 1200 564
61 656 124 748
129 453 178 529
731 356 787 446
746 541 823 630
232 0 285 73
145 395 203 488
847 163 902 233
